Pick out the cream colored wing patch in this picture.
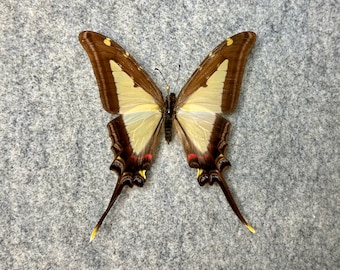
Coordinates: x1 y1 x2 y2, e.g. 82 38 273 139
175 110 216 154
110 60 160 114
109 60 162 154
179 59 229 113
123 111 162 154
176 59 229 153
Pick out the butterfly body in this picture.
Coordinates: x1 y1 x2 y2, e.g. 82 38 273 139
79 31 257 240
164 92 176 143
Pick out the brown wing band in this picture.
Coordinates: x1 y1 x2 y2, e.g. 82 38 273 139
108 116 152 183
90 116 155 240
79 31 164 114
176 31 256 113
221 32 256 112
186 115 254 232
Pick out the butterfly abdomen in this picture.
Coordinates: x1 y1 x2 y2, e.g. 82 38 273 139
164 93 176 143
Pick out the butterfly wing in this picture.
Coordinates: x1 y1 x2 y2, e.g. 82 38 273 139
79 31 164 240
174 32 256 232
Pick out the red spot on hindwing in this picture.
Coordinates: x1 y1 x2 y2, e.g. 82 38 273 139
130 155 137 163
187 153 197 162
144 153 152 161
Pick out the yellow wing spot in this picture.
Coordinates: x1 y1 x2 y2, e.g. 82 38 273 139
124 51 130 57
139 170 147 179
90 225 99 242
104 38 111 46
197 168 204 178
116 156 125 164
209 52 215 58
226 37 233 46
165 85 170 92
246 224 256 233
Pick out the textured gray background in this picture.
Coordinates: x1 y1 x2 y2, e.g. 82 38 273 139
1 0 339 269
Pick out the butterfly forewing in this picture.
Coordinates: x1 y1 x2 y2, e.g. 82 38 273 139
79 31 164 156
79 31 164 113
175 32 256 156
176 32 256 113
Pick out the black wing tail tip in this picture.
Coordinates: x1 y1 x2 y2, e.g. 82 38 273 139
89 170 148 241
197 170 255 233
217 175 256 233
89 176 126 242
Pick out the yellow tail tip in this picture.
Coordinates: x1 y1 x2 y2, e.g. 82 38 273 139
90 226 98 242
246 224 256 233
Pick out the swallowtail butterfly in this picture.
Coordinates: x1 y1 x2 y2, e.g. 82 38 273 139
79 31 256 241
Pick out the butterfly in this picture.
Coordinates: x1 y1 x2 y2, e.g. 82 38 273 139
78 31 256 241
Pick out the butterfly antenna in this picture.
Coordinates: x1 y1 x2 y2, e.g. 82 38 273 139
89 178 125 242
154 68 170 94
174 64 181 93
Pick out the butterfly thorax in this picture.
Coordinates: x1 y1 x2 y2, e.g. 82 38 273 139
164 92 176 143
